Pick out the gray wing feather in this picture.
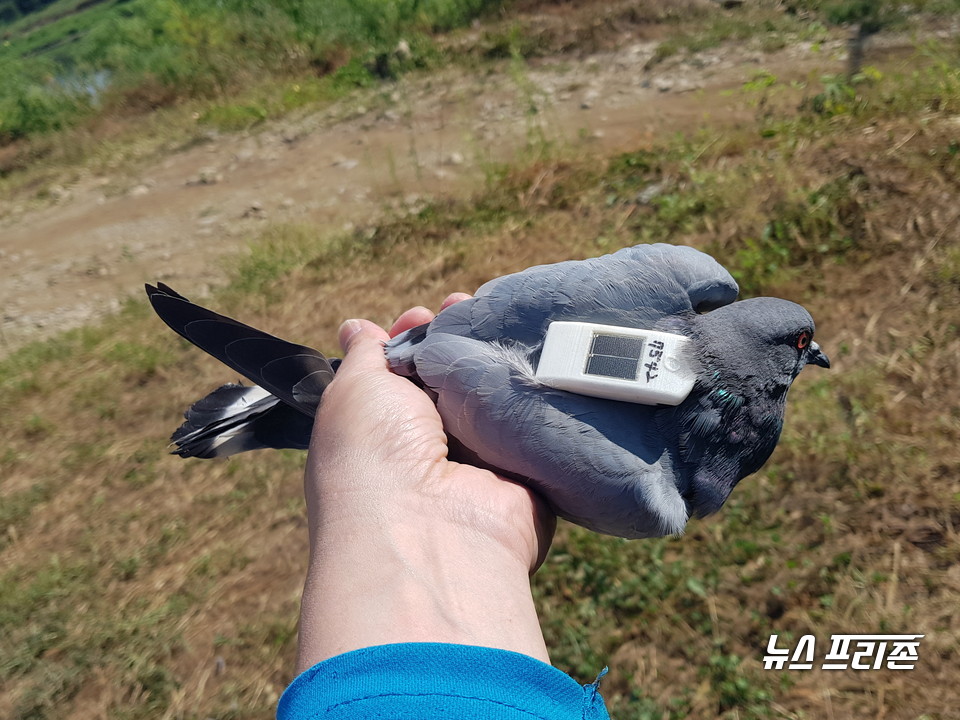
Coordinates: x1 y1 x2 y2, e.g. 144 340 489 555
430 243 738 344
413 332 690 538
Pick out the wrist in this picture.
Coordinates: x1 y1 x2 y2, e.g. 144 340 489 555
296 495 549 671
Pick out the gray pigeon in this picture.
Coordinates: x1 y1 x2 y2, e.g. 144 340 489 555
146 243 828 538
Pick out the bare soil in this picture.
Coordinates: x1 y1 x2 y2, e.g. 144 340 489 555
0 34 856 353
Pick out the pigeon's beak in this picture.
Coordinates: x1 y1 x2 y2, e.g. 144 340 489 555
806 341 830 369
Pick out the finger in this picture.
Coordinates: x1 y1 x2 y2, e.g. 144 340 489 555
337 319 390 374
388 306 434 338
440 292 472 311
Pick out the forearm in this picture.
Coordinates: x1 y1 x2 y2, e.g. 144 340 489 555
294 317 553 673
296 501 549 672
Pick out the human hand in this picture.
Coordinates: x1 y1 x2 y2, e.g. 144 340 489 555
296 296 555 671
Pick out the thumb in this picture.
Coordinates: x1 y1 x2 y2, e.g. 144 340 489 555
336 319 390 373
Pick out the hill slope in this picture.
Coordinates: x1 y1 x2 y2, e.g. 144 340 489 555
2 2 960 719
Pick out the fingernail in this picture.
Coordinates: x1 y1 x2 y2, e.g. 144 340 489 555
338 319 363 351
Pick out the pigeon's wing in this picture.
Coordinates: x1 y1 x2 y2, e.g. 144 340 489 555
412 332 690 538
613 243 741 313
171 383 314 457
427 243 739 345
145 283 333 417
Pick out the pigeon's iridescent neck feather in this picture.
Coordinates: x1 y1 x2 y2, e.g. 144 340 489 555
658 297 816 518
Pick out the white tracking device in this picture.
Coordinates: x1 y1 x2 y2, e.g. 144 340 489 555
535 321 697 406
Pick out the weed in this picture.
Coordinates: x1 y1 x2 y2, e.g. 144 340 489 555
802 72 863 117
123 661 179 715
507 33 555 157
703 651 773 714
0 57 93 142
63 439 106 473
112 554 141 581
0 558 96 689
71 371 119 419
715 169 870 295
191 545 251 579
13 663 86 720
22 413 55 440
650 6 827 65
611 692 693 720
0 482 52 549
122 443 158 489
226 223 340 297
0 324 112 421
934 245 960 288
199 102 268 132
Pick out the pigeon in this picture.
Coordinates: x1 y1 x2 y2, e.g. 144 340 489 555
146 243 829 539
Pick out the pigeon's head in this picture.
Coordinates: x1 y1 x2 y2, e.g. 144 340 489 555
695 297 830 391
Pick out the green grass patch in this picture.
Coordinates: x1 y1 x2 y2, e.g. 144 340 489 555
0 557 95 678
101 339 175 381
226 223 344 297
0 0 500 144
195 53 396 132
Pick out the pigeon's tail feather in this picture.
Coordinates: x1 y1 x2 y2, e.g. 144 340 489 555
145 283 335 417
172 383 314 458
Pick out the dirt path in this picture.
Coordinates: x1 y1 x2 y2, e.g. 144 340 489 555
0 38 848 353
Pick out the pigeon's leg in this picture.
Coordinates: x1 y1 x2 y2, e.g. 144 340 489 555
412 333 690 539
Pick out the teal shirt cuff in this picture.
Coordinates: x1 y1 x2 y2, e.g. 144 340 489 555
277 642 610 719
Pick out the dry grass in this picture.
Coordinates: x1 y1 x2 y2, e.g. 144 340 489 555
3 16 960 720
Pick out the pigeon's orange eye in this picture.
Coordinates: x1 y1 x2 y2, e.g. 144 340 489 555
796 331 811 350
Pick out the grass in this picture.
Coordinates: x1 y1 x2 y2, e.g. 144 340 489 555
646 0 960 69
3 5 960 720
0 0 497 145
650 8 829 65
0 1 482 193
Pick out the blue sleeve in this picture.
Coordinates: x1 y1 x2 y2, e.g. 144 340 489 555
277 642 610 719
